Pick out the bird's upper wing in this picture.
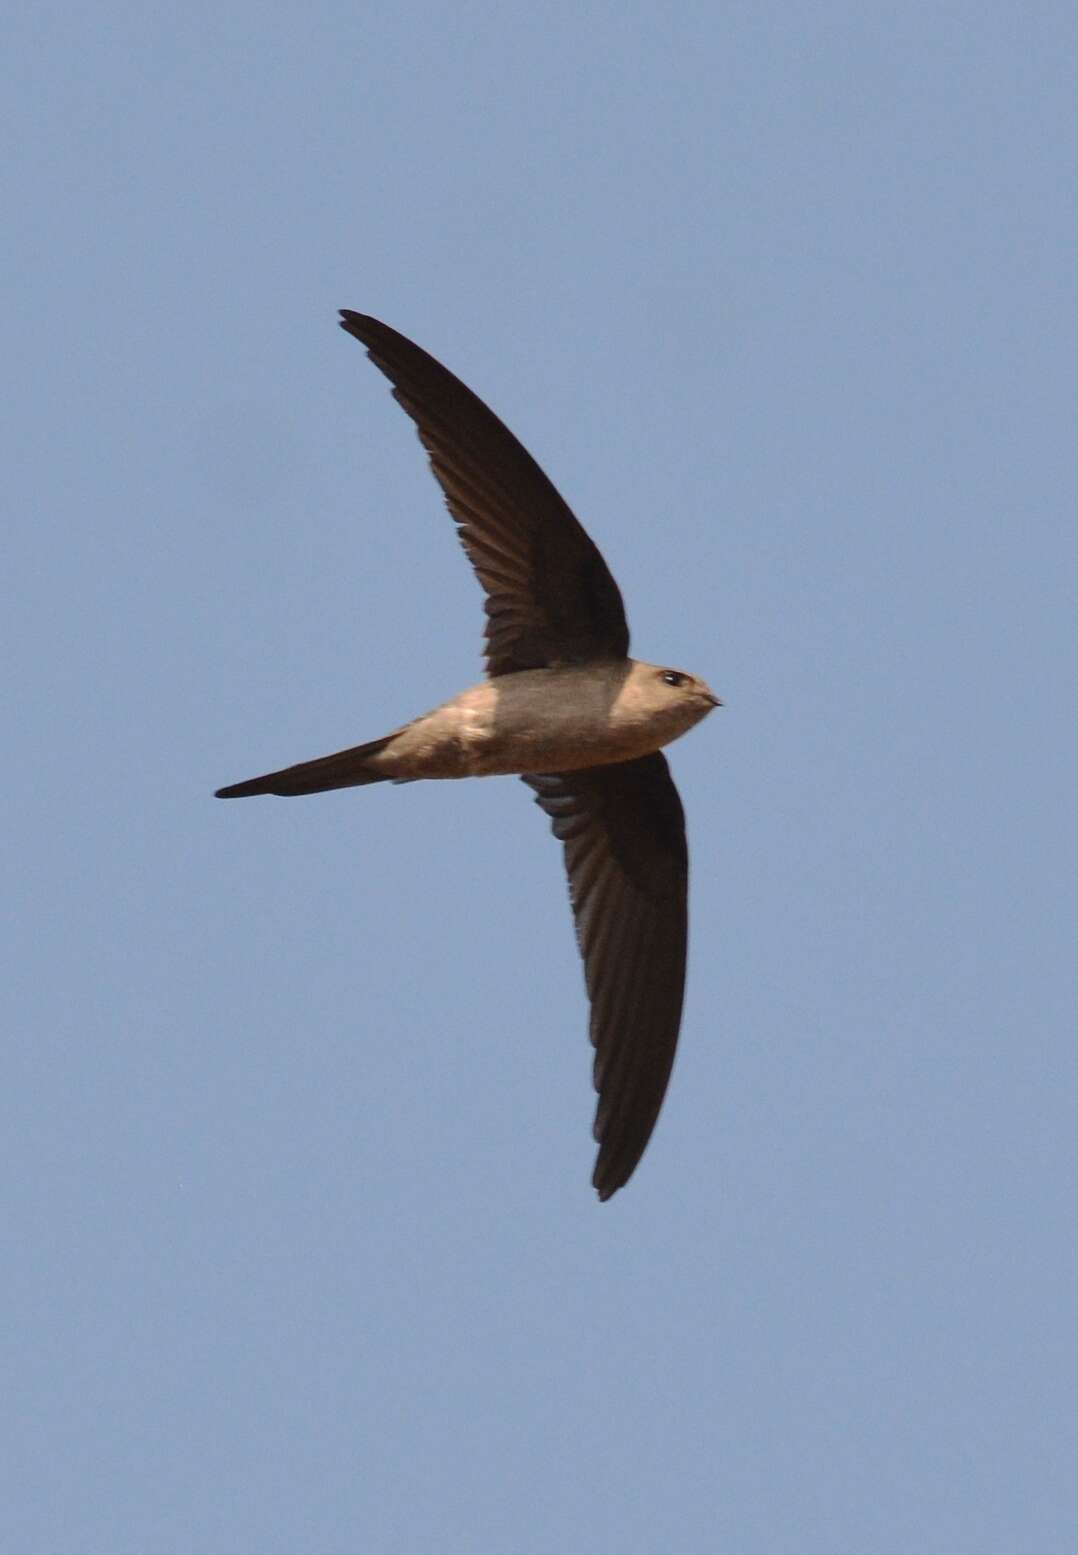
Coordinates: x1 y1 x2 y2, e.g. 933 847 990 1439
339 311 630 677
523 753 688 1200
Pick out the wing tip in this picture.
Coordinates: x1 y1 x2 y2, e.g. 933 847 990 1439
215 779 263 798
338 307 371 338
592 1143 634 1202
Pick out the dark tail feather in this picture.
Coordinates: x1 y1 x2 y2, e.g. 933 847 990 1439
215 734 395 798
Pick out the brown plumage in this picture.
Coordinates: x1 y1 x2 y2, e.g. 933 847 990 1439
217 312 720 1199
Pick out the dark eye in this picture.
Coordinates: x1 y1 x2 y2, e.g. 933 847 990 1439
661 670 686 687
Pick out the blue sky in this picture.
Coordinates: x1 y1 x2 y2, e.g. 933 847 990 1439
6 4 1077 1551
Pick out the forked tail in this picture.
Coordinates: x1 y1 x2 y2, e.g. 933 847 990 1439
215 733 394 798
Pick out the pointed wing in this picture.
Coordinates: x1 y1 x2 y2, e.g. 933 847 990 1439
339 311 630 677
524 753 689 1200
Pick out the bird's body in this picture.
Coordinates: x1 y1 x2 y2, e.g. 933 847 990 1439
217 311 721 1199
219 660 717 794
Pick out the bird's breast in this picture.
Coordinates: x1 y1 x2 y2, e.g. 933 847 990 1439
446 667 675 777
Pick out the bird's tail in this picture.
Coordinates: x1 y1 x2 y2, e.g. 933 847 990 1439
215 733 396 798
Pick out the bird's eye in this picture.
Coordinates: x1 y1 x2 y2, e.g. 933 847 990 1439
661 670 686 688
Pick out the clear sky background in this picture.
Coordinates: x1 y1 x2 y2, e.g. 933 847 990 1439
6 4 1077 1551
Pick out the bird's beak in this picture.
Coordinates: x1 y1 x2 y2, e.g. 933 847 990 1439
705 692 724 708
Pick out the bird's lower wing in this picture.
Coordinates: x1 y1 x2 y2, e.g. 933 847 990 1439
523 753 688 1200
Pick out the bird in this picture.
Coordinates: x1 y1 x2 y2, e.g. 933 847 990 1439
217 311 721 1199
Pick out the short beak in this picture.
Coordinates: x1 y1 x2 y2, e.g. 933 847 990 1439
706 692 724 708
